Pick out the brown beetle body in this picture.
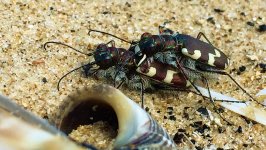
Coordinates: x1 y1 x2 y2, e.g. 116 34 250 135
134 29 229 70
136 57 189 88
178 34 229 70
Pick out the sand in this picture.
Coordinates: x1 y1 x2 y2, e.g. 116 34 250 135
0 0 265 149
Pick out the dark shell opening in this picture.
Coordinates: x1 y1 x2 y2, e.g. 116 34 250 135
59 99 119 136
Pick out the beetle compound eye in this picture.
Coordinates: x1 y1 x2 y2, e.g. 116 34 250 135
139 38 156 56
94 50 110 61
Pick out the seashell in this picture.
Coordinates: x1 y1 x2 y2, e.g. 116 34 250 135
0 94 91 150
196 86 266 126
49 84 177 149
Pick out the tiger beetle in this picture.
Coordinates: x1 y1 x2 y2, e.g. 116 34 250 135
88 27 264 107
44 41 132 89
44 40 154 108
44 38 252 125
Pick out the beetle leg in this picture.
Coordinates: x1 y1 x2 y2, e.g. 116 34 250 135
196 32 213 46
197 68 264 106
201 75 233 125
113 65 120 87
200 75 214 102
175 58 210 103
106 40 116 47
116 79 125 89
175 59 233 124
159 25 174 35
140 77 145 108
159 21 174 35
158 87 199 94
159 86 245 103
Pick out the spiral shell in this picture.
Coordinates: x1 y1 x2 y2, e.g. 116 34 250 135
0 94 87 150
49 84 177 149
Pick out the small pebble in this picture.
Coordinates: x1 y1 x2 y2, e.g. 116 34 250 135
217 107 224 113
196 146 203 150
239 66 246 72
191 121 202 127
258 24 266 32
196 124 210 134
169 115 176 121
246 21 254 26
240 12 246 16
168 111 173 115
173 132 184 144
197 107 209 116
167 106 174 111
259 63 266 70
178 128 186 132
236 126 243 133
214 8 224 13
218 127 225 133
207 17 215 24
102 11 110 15
43 116 49 119
145 107 149 112
191 139 196 144
42 77 48 83
183 112 189 119
125 2 131 7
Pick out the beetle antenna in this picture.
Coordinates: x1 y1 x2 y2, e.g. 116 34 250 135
88 29 132 44
44 41 94 56
57 62 96 91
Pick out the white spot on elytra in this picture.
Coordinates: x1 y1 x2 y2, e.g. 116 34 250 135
208 49 221 66
224 58 230 69
163 70 176 84
182 48 201 60
137 66 156 77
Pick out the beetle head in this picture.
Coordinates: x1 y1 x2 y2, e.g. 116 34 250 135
94 44 116 69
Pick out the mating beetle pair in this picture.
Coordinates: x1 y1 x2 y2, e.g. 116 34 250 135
44 26 263 109
128 26 262 107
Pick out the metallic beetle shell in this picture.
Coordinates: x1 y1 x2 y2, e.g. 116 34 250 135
138 34 180 57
